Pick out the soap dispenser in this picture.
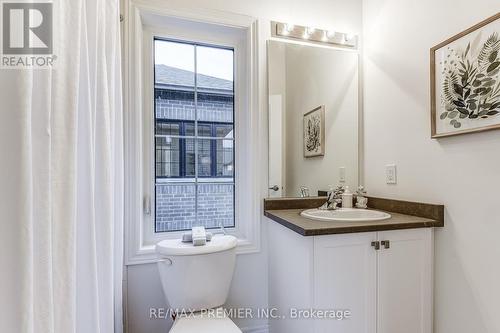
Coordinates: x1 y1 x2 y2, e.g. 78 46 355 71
341 186 353 208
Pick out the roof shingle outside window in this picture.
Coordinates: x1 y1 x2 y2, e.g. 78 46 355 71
155 65 233 95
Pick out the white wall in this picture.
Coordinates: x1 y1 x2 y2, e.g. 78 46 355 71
125 1 363 333
362 1 500 332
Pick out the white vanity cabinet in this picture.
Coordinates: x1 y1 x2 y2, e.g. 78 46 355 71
268 221 433 333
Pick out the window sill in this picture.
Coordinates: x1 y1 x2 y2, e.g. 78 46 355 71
125 236 260 266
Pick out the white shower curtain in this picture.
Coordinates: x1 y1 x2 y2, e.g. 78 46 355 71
0 0 123 332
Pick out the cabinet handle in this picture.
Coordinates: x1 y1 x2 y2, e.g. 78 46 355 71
381 240 390 249
371 241 380 250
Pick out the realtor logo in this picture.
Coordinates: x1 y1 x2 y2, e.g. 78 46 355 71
2 2 52 54
1 1 55 68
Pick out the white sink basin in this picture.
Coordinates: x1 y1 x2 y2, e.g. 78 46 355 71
300 208 391 222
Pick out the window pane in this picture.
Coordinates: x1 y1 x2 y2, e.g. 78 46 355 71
185 138 195 177
155 184 196 232
197 93 234 123
155 40 194 85
197 138 212 177
196 46 234 124
155 136 180 177
185 123 212 137
185 122 194 136
216 124 233 138
156 122 180 136
155 40 195 122
197 184 234 229
154 39 195 183
196 46 233 92
216 139 234 177
198 124 212 137
155 89 195 122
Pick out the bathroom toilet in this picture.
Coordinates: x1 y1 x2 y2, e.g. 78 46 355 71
156 235 241 333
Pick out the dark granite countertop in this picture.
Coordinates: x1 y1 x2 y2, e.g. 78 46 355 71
264 197 444 236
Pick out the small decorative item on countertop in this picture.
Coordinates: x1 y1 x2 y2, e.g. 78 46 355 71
341 186 353 208
355 185 368 209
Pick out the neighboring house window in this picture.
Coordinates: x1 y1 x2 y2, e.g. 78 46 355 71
154 38 235 233
155 120 234 178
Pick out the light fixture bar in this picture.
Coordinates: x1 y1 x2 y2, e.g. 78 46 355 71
273 21 357 48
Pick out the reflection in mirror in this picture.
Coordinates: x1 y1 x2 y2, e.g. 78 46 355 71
267 40 359 198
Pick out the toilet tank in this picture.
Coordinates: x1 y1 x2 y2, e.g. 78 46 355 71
156 235 238 312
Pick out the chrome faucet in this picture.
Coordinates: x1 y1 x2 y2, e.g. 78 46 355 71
319 185 345 210
299 186 310 198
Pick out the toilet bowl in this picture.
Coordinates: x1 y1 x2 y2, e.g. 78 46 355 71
156 235 241 333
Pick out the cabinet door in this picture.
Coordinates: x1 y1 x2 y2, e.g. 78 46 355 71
377 229 433 333
313 233 377 333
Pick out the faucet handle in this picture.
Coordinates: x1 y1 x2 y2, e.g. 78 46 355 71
356 185 367 196
299 186 310 198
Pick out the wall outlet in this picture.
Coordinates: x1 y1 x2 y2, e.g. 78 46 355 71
339 167 346 183
386 164 397 184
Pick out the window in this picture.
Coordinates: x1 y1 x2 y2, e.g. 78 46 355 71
155 121 234 178
154 39 235 233
124 9 260 263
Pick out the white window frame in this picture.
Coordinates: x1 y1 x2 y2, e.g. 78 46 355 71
123 1 260 265
143 31 239 241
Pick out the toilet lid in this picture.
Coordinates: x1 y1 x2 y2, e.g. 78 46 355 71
156 235 237 256
170 310 242 333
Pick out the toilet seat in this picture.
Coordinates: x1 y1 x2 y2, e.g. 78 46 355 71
169 309 241 333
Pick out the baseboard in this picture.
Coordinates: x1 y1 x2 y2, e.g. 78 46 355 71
240 323 269 333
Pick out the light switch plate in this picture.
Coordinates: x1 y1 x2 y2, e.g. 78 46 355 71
339 167 346 183
386 164 397 184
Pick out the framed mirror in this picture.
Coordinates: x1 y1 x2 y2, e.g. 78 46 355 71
267 40 359 198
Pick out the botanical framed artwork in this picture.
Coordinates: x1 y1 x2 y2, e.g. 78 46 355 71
431 13 500 138
303 105 325 157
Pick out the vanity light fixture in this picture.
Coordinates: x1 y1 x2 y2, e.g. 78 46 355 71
327 30 336 38
283 23 294 35
321 31 328 42
273 21 357 48
303 27 315 39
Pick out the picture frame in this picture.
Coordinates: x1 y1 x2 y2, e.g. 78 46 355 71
430 12 500 138
303 105 325 157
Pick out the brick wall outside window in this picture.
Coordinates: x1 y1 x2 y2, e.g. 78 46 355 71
155 184 234 232
155 90 233 123
155 90 235 232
